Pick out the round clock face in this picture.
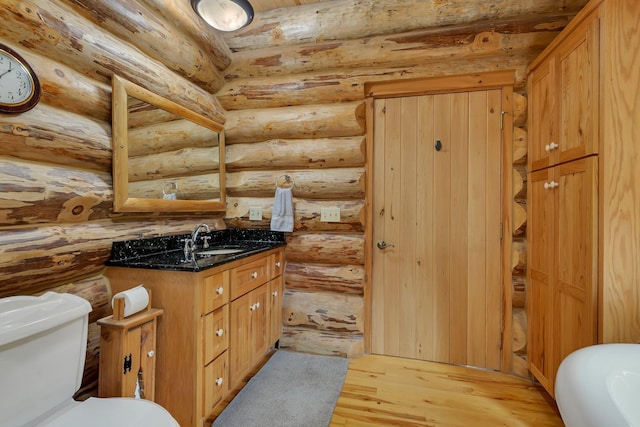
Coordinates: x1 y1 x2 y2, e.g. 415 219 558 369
0 49 38 110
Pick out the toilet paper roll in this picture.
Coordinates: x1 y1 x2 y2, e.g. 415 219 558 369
111 285 149 317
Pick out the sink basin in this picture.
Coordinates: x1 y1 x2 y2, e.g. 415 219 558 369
555 343 640 427
196 249 245 256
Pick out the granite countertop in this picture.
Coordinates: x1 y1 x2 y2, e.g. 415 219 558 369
105 228 286 272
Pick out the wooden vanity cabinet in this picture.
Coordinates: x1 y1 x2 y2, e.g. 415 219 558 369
527 0 640 397
228 251 285 391
105 247 284 427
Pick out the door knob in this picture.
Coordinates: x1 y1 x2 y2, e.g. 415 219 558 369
377 240 395 250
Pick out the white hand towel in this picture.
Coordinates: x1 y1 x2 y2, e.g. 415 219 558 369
270 187 294 232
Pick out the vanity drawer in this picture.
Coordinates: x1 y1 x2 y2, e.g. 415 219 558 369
270 252 284 279
203 351 228 418
201 271 228 315
230 257 269 300
203 305 228 365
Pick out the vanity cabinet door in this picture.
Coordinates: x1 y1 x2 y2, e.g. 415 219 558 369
269 276 284 345
229 284 270 390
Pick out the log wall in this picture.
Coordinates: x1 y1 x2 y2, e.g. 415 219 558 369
0 0 228 398
220 0 588 371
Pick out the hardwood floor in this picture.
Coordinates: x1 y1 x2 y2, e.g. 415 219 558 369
330 354 564 427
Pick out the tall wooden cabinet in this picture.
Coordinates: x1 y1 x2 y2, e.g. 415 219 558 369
527 0 640 397
106 247 285 427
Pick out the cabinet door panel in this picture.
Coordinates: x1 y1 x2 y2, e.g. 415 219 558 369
558 14 600 163
527 168 556 393
203 352 228 418
250 284 270 359
554 157 598 374
269 276 284 344
229 291 253 389
529 59 556 172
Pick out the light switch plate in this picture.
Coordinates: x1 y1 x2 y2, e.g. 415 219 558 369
320 207 341 222
249 207 262 221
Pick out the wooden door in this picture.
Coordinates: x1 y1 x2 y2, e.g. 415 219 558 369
371 90 503 370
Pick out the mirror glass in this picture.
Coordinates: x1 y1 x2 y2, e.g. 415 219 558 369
112 75 226 213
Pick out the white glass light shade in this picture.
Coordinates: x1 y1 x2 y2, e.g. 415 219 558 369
191 0 254 32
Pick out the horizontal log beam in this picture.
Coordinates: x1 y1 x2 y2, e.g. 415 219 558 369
223 0 586 51
140 0 232 71
225 15 567 79
279 326 364 358
225 137 365 171
0 157 112 226
0 104 111 172
0 0 225 123
285 232 365 265
285 262 364 295
226 168 364 199
129 173 220 200
218 52 537 110
128 147 220 181
61 0 225 93
283 289 364 333
224 197 364 231
225 101 365 143
0 218 224 295
20 47 112 122
128 119 219 157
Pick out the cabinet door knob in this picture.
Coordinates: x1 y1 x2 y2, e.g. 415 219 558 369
251 271 258 279
216 328 224 337
544 181 559 190
275 261 281 268
250 304 256 311
550 142 559 150
147 350 155 358
216 286 224 295
272 291 278 297
255 302 260 309
216 378 223 386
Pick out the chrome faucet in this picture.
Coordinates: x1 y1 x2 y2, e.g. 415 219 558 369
190 223 211 249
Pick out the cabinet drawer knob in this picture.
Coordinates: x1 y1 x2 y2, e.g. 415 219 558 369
216 328 224 337
216 378 223 387
275 261 281 268
251 271 258 279
216 286 224 295
147 350 155 358
272 291 278 297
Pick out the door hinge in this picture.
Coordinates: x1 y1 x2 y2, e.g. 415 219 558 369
500 111 508 130
123 353 132 374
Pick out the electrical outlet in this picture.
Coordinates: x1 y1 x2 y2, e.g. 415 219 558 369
320 207 341 222
249 207 262 221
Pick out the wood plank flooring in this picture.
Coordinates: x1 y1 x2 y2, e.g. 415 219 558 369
330 354 564 427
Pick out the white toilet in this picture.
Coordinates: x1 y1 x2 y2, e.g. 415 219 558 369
0 292 179 427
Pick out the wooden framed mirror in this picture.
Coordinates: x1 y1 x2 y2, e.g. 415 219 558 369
111 75 226 213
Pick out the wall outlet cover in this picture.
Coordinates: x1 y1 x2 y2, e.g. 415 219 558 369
320 207 341 222
249 207 262 221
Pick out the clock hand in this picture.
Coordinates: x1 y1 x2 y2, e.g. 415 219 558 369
0 63 12 79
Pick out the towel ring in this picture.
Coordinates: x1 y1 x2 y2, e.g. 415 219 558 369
276 174 295 189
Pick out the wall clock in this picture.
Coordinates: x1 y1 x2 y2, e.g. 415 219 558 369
0 44 41 114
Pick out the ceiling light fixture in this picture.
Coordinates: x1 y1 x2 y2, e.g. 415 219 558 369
191 0 254 32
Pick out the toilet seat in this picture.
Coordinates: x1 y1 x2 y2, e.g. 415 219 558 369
43 397 179 427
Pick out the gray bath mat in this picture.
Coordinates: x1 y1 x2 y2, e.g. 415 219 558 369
213 350 348 427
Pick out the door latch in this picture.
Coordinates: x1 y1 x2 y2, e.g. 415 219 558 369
123 353 132 374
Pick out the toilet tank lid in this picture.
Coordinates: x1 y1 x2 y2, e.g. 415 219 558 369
0 292 91 346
